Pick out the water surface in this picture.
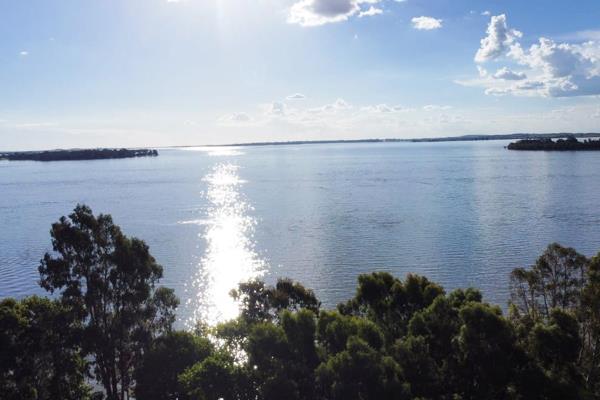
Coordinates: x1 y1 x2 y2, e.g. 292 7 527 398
1 141 599 326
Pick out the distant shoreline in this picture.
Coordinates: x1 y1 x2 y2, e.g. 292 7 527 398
3 133 600 154
173 132 600 149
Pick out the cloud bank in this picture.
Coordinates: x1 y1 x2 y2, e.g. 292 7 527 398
463 14 600 97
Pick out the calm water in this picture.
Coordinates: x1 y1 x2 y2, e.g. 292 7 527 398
2 141 600 326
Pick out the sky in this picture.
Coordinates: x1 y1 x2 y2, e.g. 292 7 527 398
1 0 600 150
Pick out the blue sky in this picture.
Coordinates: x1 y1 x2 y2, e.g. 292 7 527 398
1 0 600 150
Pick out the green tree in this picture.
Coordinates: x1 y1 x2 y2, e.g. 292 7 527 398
456 303 519 399
134 331 213 400
580 253 600 395
179 351 245 400
315 336 407 400
243 310 319 400
230 278 320 324
509 243 600 397
38 204 179 400
0 296 91 400
339 272 444 344
510 243 588 321
317 310 384 354
396 293 466 399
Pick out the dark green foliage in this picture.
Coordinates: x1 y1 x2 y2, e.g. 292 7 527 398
530 309 581 370
0 296 90 400
134 331 213 400
581 254 600 394
230 278 320 324
339 272 445 344
396 295 464 398
456 303 518 398
508 243 600 398
243 310 320 400
510 243 588 321
179 352 243 400
316 336 407 400
38 204 179 400
317 310 384 353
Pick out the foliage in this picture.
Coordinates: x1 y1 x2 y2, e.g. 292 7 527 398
509 243 588 321
37 204 179 400
189 269 594 399
134 331 213 400
0 296 91 400
179 351 246 400
230 278 320 324
339 272 444 344
580 254 600 394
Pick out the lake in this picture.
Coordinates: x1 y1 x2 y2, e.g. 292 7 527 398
1 141 600 327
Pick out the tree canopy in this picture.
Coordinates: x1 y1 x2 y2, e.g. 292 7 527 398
38 204 178 400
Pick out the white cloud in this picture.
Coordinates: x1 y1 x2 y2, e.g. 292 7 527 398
286 93 306 100
14 122 56 128
482 11 491 16
514 38 600 96
423 105 452 111
218 97 470 138
477 66 489 77
493 67 526 80
465 14 600 97
361 104 407 113
214 98 600 141
288 0 382 27
267 102 286 116
411 16 442 30
230 112 251 122
19 51 28 56
218 112 252 126
359 6 383 18
474 14 522 63
317 98 351 113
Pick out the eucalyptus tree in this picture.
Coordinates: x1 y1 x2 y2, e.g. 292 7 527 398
38 204 178 400
509 243 588 322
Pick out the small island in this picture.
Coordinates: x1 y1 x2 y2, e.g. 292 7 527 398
0 148 159 161
507 136 600 151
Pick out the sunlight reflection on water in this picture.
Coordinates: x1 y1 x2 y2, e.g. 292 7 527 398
178 146 244 157
184 162 266 328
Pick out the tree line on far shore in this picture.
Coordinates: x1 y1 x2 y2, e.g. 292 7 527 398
1 205 600 399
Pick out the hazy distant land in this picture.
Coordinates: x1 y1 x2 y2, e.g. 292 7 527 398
3 133 600 156
178 132 600 148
